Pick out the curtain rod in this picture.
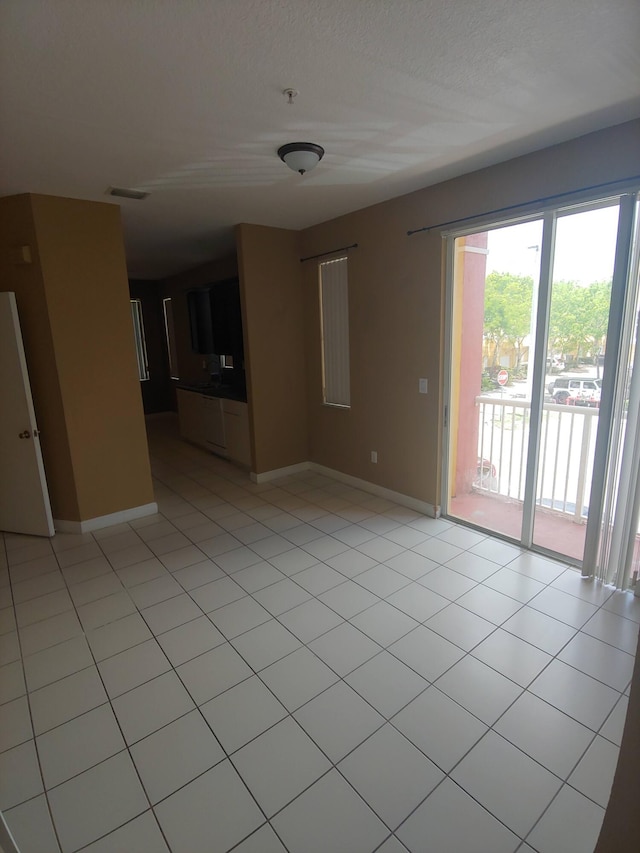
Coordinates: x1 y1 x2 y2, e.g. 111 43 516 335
406 175 640 236
300 243 358 263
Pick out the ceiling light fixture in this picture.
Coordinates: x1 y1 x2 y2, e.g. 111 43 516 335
277 142 325 175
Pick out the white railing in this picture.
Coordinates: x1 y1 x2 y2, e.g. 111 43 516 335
475 396 599 523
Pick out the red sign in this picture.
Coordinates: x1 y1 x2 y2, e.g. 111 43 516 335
497 369 509 386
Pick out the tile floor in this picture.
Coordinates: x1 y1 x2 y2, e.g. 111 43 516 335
1 413 639 853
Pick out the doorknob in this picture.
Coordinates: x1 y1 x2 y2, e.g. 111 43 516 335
18 430 31 439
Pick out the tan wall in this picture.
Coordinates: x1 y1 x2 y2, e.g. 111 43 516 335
236 224 308 473
0 195 79 520
0 194 154 523
163 254 238 385
300 118 640 507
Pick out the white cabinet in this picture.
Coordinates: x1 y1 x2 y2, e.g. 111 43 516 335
223 399 251 467
177 389 251 467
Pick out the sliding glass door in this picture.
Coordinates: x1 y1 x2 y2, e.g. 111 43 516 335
444 192 639 578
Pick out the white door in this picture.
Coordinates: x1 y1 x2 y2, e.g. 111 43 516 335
0 292 54 537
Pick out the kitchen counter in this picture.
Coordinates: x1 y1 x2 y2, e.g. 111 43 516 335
175 382 247 403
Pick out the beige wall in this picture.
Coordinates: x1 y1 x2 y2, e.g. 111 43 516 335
0 194 154 522
300 119 640 507
236 223 308 473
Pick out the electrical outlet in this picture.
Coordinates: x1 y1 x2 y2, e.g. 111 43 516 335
419 378 428 394
371 451 378 463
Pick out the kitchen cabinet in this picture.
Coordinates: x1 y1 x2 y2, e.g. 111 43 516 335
223 399 251 467
176 388 251 467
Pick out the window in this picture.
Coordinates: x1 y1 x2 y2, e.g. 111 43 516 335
162 297 179 379
319 256 350 407
130 298 149 381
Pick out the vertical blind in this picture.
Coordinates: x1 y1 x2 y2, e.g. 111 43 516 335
319 257 351 407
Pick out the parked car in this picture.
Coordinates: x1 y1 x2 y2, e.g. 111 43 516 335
549 378 601 404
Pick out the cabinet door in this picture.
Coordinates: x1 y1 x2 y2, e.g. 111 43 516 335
223 401 251 466
202 396 226 450
177 390 205 445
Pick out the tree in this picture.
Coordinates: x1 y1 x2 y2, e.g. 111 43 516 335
484 272 533 367
548 279 611 362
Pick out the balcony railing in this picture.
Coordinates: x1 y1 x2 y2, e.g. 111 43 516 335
475 395 599 523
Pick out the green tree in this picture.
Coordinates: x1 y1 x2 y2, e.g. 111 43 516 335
548 279 611 363
484 272 533 367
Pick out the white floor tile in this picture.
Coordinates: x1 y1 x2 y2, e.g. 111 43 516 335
23 634 94 692
201 675 287 753
98 638 171 697
581 608 640 654
310 622 382 676
457 584 523 625
319 580 380 618
208 596 272 638
268 548 320 575
86 612 153 661
170 558 225 590
602 589 640 622
253 578 311 615
388 625 463 683
68 571 124 607
451 731 561 836
11 569 66 605
417 565 478 600
356 536 406 563
0 696 32 752
37 703 125 788
77 590 137 631
424 602 496 651
436 526 486 550
435 655 522 725
0 740 43 810
294 680 385 762
176 642 252 705
346 651 428 718
233 561 287 592
271 769 388 853
4 794 61 853
567 735 618 808
127 575 184 610
293 563 346 595
387 583 449 623
445 551 506 582
502 607 577 655
30 666 107 735
351 601 419 647
558 631 635 691
526 785 605 853
413 537 463 565
325 548 378 577
469 538 523 566
599 694 629 746
130 709 224 803
111 671 195 744
551 569 615 605
231 620 301 671
231 823 287 852
47 751 149 852
188 576 246 612
0 631 20 666
141 593 203 635
233 717 331 816
528 586 599 629
391 686 488 772
494 691 594 778
19 610 84 656
0 660 25 705
529 659 620 731
482 566 546 603
260 647 338 711
471 629 552 687
81 811 170 852
278 598 344 642
156 615 225 666
396 777 520 853
507 552 567 584
339 724 444 829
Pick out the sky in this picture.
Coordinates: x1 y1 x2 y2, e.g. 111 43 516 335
485 204 620 286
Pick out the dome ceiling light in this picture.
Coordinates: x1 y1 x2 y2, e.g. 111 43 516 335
277 142 325 175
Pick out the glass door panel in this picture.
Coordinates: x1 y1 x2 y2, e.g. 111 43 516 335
532 204 619 560
448 220 542 539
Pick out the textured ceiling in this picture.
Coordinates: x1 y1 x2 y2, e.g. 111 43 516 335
1 0 639 278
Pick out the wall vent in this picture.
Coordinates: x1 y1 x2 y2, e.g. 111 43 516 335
106 186 149 200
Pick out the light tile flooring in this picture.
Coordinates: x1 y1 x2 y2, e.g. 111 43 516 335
1 413 639 852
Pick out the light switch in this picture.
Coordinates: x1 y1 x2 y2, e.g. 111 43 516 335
419 378 428 394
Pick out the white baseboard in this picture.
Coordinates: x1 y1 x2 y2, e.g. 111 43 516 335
251 459 438 518
251 462 311 483
54 502 158 534
308 463 438 517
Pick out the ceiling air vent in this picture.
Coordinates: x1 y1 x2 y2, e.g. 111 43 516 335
106 186 149 200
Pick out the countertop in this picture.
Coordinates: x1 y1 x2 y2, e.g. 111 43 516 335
176 382 247 403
